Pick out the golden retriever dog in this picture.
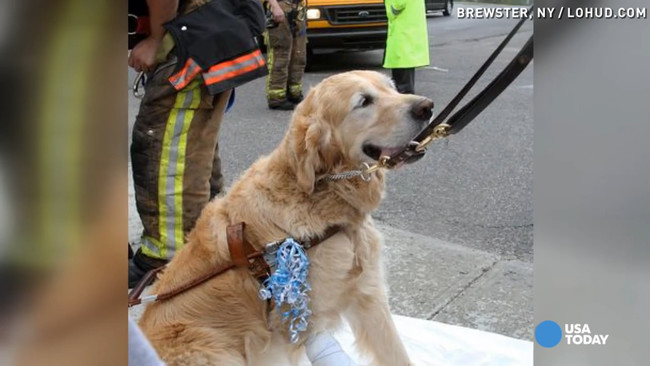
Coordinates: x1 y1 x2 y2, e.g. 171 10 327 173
138 70 433 366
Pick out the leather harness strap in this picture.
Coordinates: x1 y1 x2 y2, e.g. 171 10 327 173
301 226 340 249
227 222 271 280
128 265 165 304
227 222 254 267
128 223 340 307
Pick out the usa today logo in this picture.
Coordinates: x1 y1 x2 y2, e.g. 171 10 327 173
535 321 610 347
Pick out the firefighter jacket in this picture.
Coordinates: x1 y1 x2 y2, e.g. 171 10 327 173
165 0 268 94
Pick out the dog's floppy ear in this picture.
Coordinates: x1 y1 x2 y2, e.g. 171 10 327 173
292 116 332 194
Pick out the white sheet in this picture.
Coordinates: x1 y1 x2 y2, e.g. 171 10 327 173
130 301 532 365
302 315 533 366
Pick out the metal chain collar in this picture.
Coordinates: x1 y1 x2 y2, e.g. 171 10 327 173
320 163 373 182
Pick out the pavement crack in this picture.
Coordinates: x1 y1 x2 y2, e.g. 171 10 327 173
426 259 499 321
473 223 533 230
431 29 533 48
444 219 533 230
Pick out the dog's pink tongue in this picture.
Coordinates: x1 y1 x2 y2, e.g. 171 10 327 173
380 147 406 169
380 147 403 157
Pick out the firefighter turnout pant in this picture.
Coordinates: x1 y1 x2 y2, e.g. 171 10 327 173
131 58 232 261
265 2 307 104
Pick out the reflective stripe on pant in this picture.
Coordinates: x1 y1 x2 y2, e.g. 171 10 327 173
265 4 306 102
131 61 231 260
288 12 306 98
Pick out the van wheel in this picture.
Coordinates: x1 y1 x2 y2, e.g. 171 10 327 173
443 0 453 16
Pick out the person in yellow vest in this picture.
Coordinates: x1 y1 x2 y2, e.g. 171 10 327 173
383 0 430 94
264 0 307 110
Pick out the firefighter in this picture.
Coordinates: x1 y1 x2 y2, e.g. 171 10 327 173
128 0 266 288
264 0 307 110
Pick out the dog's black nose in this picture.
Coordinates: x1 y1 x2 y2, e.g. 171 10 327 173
411 98 434 121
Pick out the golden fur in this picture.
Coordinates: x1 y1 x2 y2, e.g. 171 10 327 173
138 70 433 366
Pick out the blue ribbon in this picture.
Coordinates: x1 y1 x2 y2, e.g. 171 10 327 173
259 238 311 343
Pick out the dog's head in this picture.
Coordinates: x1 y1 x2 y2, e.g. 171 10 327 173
290 70 433 193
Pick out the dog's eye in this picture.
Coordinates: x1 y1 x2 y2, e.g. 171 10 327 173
358 95 374 108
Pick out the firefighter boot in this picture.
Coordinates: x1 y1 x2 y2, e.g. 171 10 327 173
268 99 295 110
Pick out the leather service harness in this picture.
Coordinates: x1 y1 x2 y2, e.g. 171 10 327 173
128 223 340 307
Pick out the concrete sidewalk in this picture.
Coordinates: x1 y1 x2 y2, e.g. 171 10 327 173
128 168 533 341
378 224 532 340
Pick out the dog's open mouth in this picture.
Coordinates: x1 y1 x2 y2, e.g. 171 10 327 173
363 141 426 168
362 144 407 162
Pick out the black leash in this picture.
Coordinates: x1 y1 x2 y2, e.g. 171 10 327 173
444 36 533 135
374 7 534 170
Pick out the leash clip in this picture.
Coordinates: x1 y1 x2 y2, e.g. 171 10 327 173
415 123 451 152
360 155 391 180
133 71 146 99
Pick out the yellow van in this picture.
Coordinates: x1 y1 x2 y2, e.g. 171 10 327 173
304 0 388 51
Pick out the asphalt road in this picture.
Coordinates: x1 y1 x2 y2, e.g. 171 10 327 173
128 4 534 262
